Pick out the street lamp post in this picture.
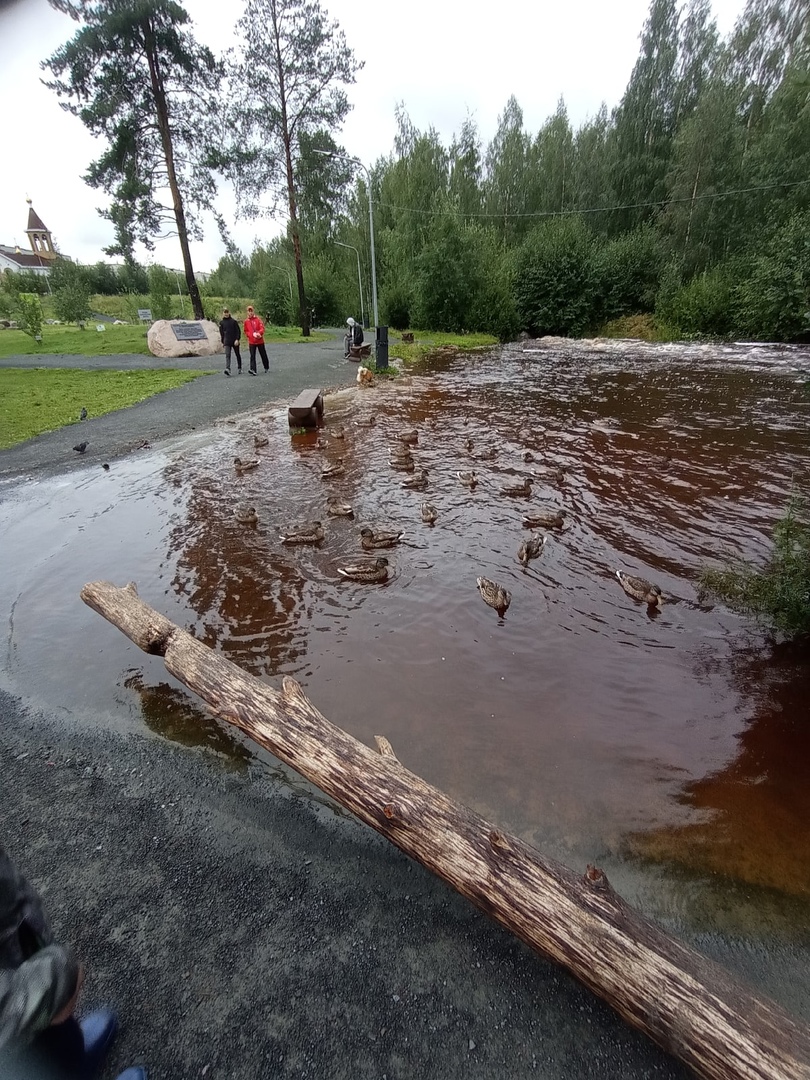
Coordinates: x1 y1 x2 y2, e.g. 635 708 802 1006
334 241 364 328
313 149 378 329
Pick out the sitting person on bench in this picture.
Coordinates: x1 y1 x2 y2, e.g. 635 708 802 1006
344 317 364 358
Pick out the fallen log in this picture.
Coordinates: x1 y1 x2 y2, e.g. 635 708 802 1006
81 580 810 1080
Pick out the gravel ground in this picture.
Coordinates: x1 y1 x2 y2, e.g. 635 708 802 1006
1 342 691 1080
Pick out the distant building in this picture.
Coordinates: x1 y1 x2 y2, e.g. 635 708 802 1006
0 201 59 276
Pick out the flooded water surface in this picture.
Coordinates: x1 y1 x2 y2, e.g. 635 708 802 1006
3 338 810 986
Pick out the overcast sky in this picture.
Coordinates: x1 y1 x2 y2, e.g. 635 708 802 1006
0 0 748 273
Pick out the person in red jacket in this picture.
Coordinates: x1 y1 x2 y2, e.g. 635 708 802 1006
243 306 269 375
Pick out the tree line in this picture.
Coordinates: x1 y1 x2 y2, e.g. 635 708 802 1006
5 0 808 342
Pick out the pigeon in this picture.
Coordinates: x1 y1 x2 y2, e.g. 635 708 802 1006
102 463 110 471
79 407 88 421
73 442 88 454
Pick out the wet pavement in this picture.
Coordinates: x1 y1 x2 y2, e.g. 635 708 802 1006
2 336 810 1079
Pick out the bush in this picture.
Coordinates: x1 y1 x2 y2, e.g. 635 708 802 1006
699 496 810 638
412 216 486 333
53 282 92 327
657 265 736 338
148 265 175 321
736 212 810 341
513 218 598 337
256 273 292 325
594 226 662 321
303 255 343 326
382 281 413 329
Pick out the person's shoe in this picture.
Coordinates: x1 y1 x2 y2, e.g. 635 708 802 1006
249 370 257 376
237 368 242 374
224 369 231 377
79 1009 118 1076
115 1068 148 1080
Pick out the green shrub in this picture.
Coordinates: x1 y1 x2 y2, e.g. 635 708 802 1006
513 218 598 337
53 282 93 327
256 273 292 326
303 254 343 326
382 281 413 329
595 226 662 321
735 212 810 341
699 496 810 638
148 265 174 321
658 267 736 338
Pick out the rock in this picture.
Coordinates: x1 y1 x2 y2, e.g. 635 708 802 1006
147 319 223 358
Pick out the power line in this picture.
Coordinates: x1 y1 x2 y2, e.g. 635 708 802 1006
375 178 810 220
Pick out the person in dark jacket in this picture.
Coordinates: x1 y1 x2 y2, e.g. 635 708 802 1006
219 308 242 376
344 317 363 358
0 843 146 1080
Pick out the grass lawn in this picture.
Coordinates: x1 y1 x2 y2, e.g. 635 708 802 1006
0 368 208 449
388 330 498 364
0 322 331 358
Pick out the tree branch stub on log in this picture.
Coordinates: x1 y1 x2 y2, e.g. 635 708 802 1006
79 580 810 1080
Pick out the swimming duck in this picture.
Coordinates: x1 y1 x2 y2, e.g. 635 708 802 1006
390 446 414 461
360 527 404 549
522 450 535 463
402 470 429 491
476 576 512 617
517 533 546 566
326 496 354 517
390 456 415 472
500 477 532 497
457 470 478 489
476 447 497 461
337 557 389 583
279 520 325 544
523 509 565 529
235 506 259 525
534 466 566 485
354 416 376 427
254 434 269 448
396 429 418 445
330 426 346 439
463 437 474 453
234 456 260 472
616 570 664 610
321 459 345 479
420 502 438 524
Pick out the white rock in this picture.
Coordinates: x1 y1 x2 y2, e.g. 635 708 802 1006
147 319 223 358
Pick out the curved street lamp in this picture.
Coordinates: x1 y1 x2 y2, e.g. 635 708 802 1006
269 264 294 305
334 240 364 328
313 149 378 329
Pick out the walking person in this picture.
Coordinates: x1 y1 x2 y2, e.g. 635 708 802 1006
0 842 146 1080
219 308 242 376
244 306 269 375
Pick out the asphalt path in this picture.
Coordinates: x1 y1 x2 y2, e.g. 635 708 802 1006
1 340 693 1080
0 332 355 481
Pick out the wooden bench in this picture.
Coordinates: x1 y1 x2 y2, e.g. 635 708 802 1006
348 343 372 361
288 388 324 429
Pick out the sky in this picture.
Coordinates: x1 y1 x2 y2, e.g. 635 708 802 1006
0 0 749 273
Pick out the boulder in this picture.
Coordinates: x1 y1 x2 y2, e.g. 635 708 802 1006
147 319 223 358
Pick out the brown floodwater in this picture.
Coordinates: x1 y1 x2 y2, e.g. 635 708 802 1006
2 338 810 966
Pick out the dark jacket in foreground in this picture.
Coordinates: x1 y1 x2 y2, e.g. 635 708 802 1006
0 845 79 1049
219 316 241 347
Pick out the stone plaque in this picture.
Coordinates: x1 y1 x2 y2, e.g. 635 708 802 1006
171 321 207 341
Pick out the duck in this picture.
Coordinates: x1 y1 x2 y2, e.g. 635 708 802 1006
396 429 418 446
389 446 414 462
326 496 354 517
420 502 438 524
321 459 345 479
476 576 512 617
279 520 325 544
463 437 474 453
616 570 664 610
523 509 565 529
457 470 478 489
476 447 497 461
330 426 346 439
337 557 389 583
500 477 532 497
354 415 376 427
390 456 415 472
235 506 259 525
360 527 404 549
517 533 546 566
234 456 260 472
254 434 269 448
522 450 535 463
534 466 566 485
402 470 429 491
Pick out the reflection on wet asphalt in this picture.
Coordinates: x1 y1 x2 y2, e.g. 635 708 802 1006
2 338 810 952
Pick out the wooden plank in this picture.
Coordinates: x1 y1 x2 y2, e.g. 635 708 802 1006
80 579 810 1080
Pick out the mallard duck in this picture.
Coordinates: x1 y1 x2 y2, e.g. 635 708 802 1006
616 570 664 610
337 556 389 583
354 415 376 427
523 509 565 529
234 456 260 472
360 527 404 549
476 576 512 617
326 496 354 517
420 502 438 524
254 434 269 448
330 426 345 439
500 477 532 497
534 466 566 485
235 506 259 525
396 429 418 445
321 459 344 479
402 470 429 491
522 450 535 463
390 456 415 472
463 437 474 453
390 446 414 462
457 470 478 489
517 533 546 566
280 521 325 544
476 447 497 461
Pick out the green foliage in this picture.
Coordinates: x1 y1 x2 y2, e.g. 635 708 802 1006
381 281 413 329
735 212 810 341
412 215 484 333
513 218 597 336
302 255 343 326
2 270 49 296
699 497 810 638
656 263 737 337
148 265 175 321
595 226 662 320
1 276 45 341
53 282 93 327
256 274 292 325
